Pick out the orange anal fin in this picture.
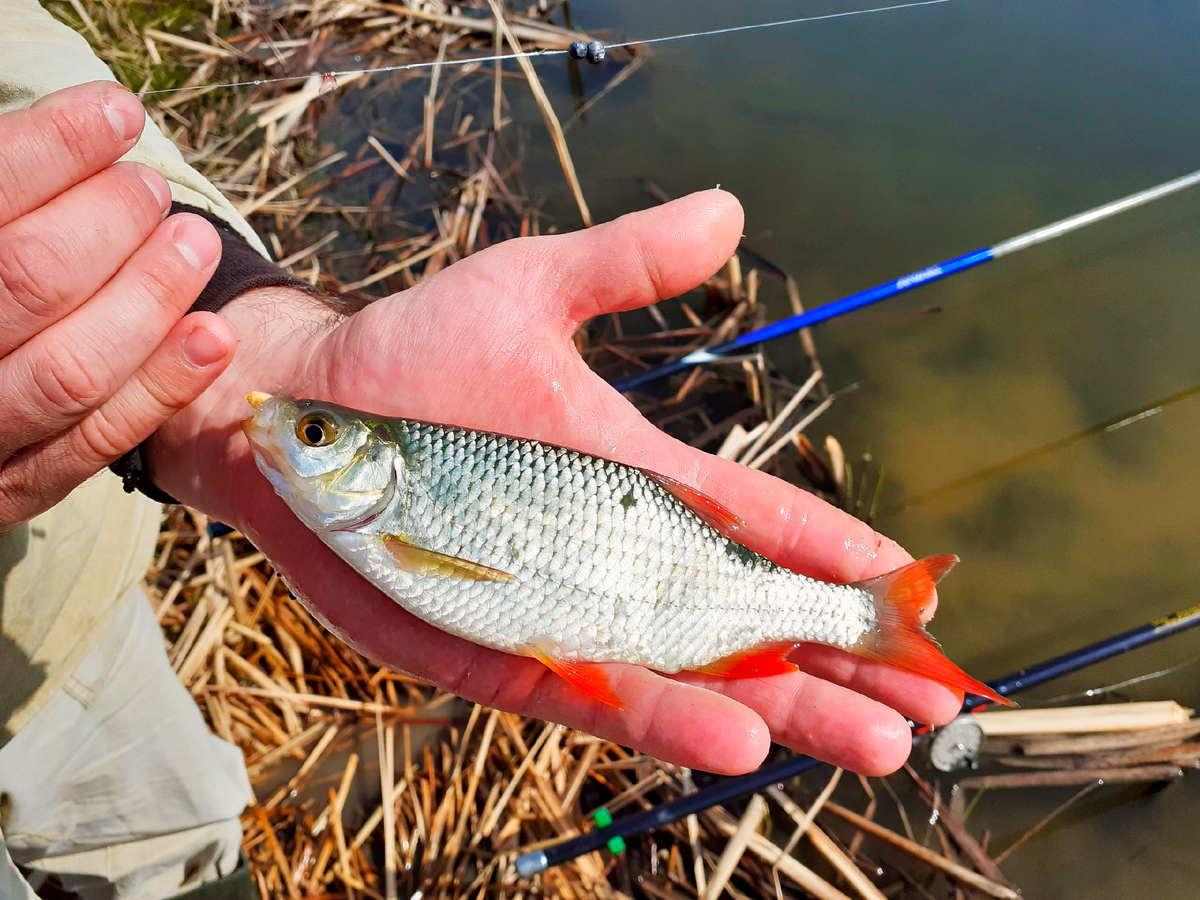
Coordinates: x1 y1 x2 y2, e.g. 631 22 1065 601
380 535 514 582
526 644 624 709
641 470 746 535
693 642 800 678
852 555 1016 707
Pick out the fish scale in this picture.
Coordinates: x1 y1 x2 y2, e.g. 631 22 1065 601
244 394 1012 707
328 418 880 672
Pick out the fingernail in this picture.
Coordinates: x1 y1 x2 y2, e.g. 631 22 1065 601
102 88 145 142
183 323 228 367
132 164 172 215
171 216 221 270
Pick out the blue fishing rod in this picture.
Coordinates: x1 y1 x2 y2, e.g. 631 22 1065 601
611 166 1200 394
516 600 1200 875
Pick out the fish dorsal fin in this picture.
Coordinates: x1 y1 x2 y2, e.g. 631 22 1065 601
380 535 515 582
640 470 746 535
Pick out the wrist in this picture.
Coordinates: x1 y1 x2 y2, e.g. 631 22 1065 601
144 285 343 522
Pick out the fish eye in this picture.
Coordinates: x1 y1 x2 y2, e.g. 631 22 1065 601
296 413 339 447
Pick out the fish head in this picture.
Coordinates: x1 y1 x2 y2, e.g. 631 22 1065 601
242 393 401 533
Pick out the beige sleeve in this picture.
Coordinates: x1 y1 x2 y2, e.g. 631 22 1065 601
0 0 269 258
0 0 265 741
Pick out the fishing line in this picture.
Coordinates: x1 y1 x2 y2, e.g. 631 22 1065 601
139 0 956 96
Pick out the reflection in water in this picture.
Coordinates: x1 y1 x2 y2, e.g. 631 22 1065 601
892 383 1200 512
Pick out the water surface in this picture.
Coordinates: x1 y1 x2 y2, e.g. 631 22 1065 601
333 1 1200 892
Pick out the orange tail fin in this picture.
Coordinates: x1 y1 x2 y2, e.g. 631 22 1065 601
851 555 1015 707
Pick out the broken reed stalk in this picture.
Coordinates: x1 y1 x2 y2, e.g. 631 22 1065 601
973 701 1193 735
485 0 592 227
821 802 1020 900
983 718 1200 756
992 782 1099 865
959 765 1185 790
708 806 854 900
703 793 766 900
766 779 889 900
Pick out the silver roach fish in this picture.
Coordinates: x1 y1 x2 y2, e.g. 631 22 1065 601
243 393 1009 708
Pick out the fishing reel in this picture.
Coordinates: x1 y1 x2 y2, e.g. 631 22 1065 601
928 715 985 772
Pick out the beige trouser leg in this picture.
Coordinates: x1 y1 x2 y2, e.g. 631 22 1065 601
0 589 251 900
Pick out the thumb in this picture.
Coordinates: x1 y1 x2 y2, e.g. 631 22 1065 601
520 189 744 324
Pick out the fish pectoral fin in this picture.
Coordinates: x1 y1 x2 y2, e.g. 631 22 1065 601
640 470 746 534
525 641 624 709
380 535 515 582
693 642 800 678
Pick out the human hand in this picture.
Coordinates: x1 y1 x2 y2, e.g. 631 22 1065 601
0 81 236 529
152 191 963 775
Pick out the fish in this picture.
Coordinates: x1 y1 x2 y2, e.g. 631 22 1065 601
242 392 1012 709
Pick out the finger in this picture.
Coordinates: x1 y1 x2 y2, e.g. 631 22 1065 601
0 82 145 228
0 314 235 526
789 644 965 726
0 161 171 356
465 189 745 325
0 213 221 457
675 668 916 775
242 507 773 775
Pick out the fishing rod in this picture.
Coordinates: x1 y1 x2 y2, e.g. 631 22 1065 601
611 166 1200 394
515 599 1200 876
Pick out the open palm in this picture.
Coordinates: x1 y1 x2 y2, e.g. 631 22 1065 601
157 190 963 776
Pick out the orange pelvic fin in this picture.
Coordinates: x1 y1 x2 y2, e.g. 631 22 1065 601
852 555 1016 707
694 642 800 678
526 642 624 709
642 470 746 535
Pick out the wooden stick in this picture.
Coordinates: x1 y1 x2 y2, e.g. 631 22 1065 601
748 395 834 470
709 807 853 900
993 782 1099 864
424 31 451 169
377 700 398 900
246 720 328 779
739 369 823 466
974 701 1192 736
766 778 886 900
985 719 1200 756
703 794 765 900
236 151 347 217
821 802 1020 900
485 0 592 227
254 807 301 900
144 27 236 58
343 236 456 291
959 765 1184 790
331 754 360 883
478 721 555 838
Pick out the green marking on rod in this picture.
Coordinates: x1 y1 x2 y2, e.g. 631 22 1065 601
593 808 613 828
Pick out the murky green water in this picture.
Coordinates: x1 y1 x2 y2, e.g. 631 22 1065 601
334 0 1200 893
548 1 1200 892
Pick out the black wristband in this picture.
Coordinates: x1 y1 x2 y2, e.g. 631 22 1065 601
170 202 309 313
109 202 305 503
